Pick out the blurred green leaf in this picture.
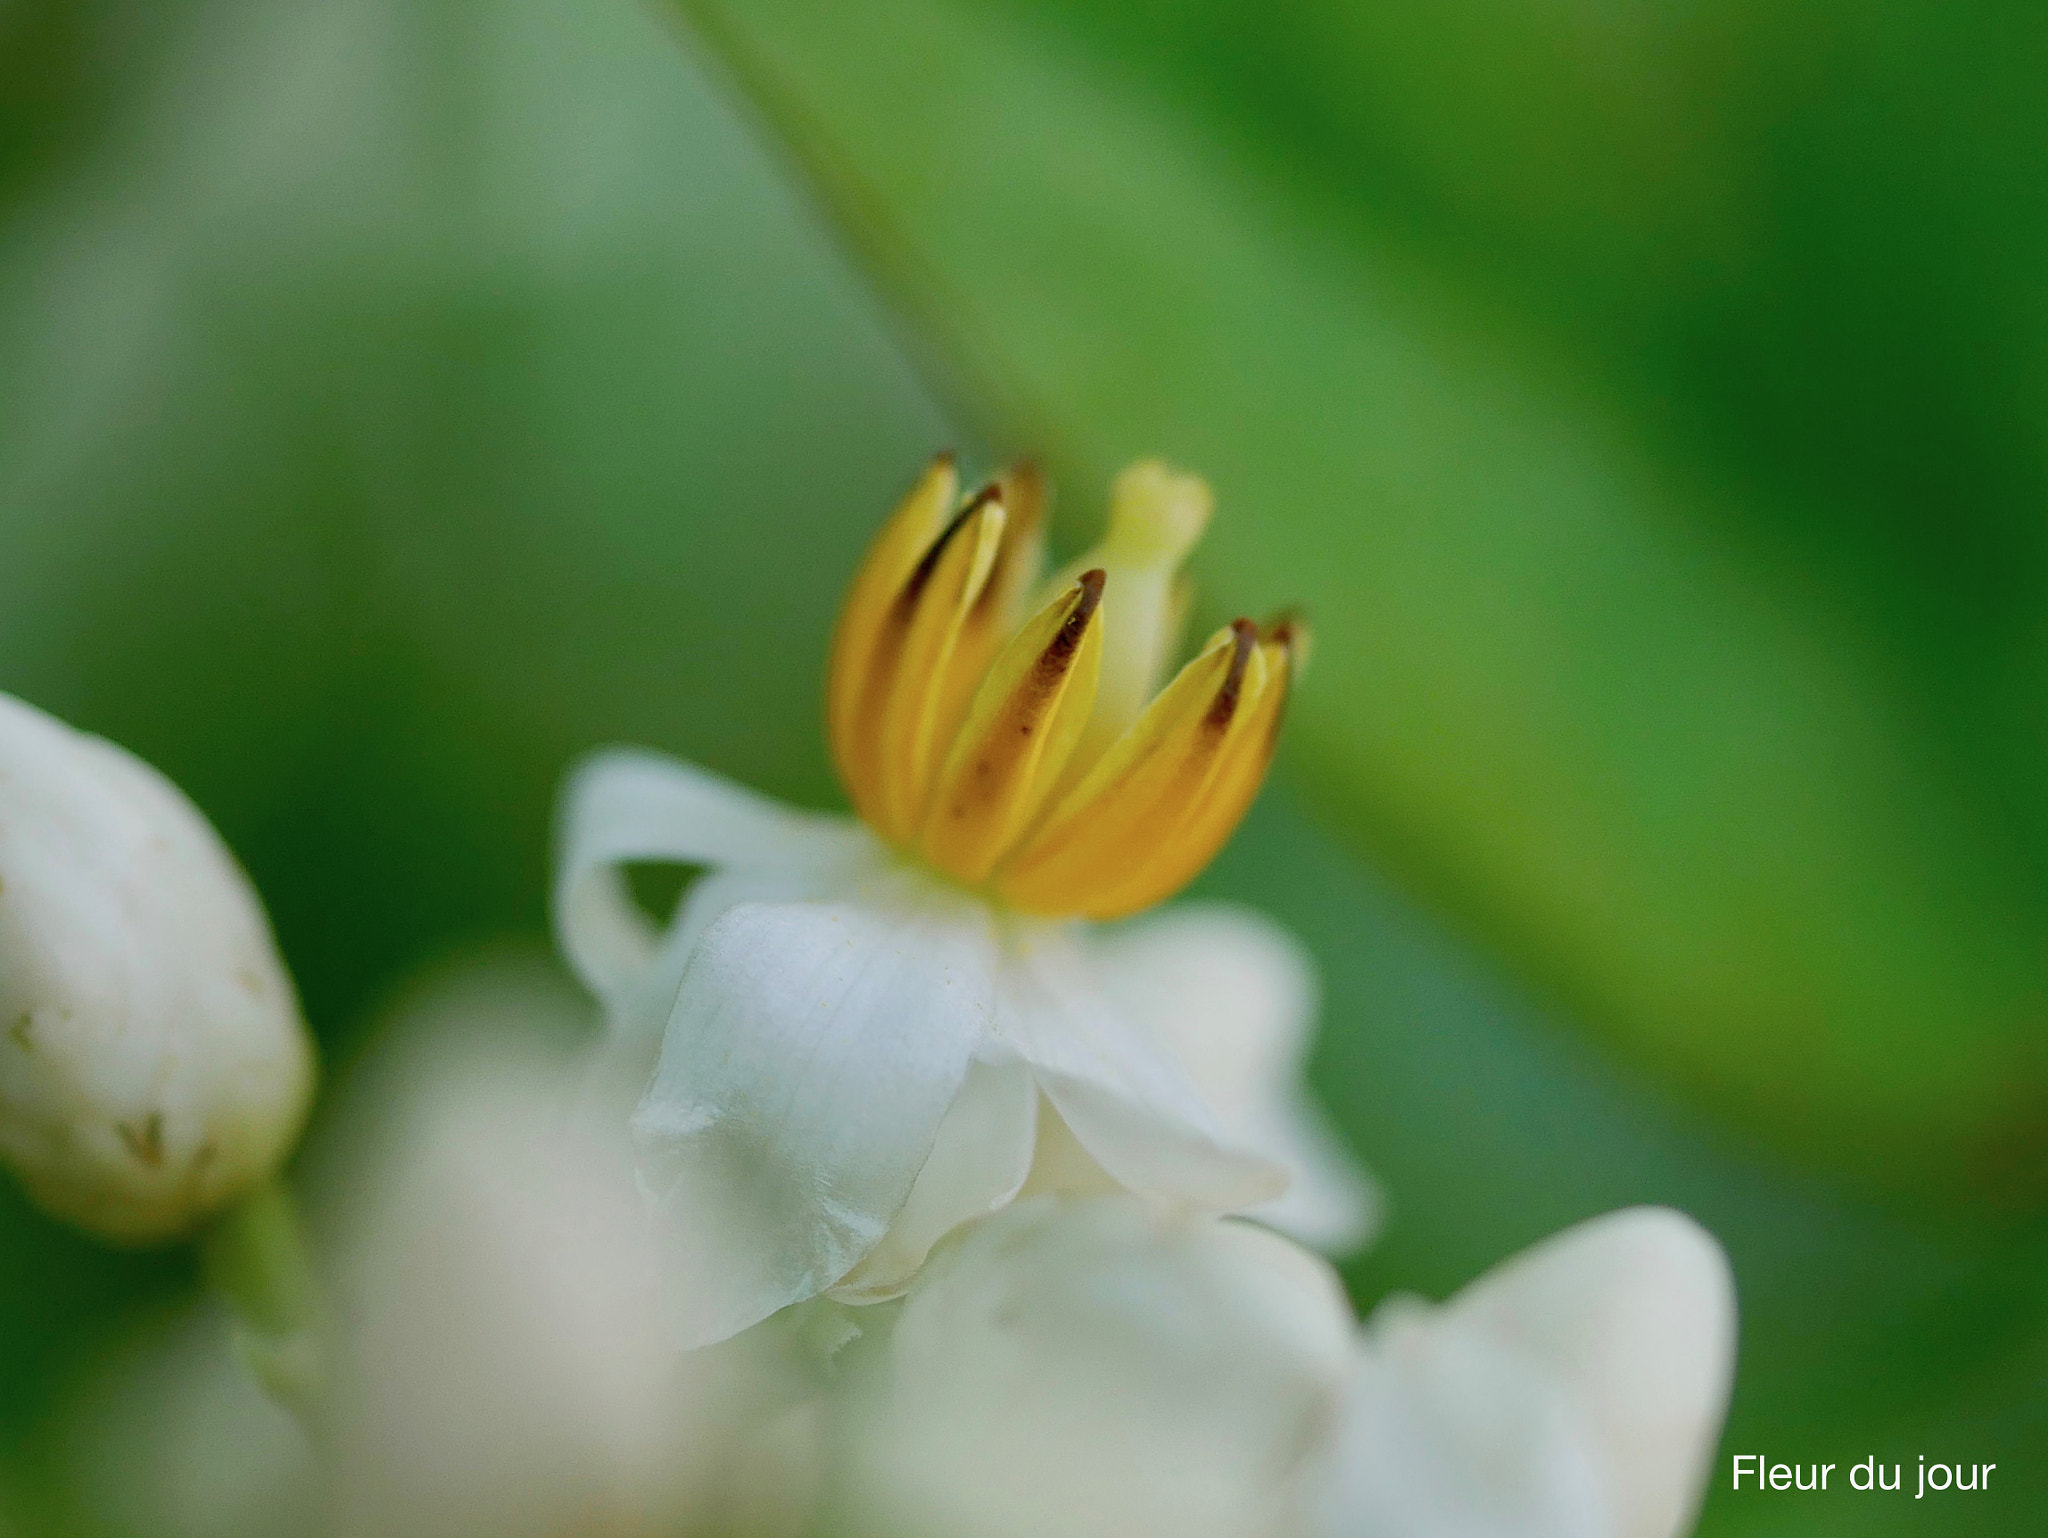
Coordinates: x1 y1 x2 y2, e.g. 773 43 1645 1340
0 0 954 1028
673 0 2048 1200
0 0 951 1471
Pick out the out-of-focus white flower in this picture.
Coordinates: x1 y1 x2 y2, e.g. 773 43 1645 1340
1301 1207 1737 1538
555 457 1370 1345
829 1199 1735 1538
836 1196 1355 1538
59 1302 316 1538
0 692 314 1243
328 1019 817 1538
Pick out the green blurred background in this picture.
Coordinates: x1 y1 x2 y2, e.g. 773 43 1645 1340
2 0 2045 1531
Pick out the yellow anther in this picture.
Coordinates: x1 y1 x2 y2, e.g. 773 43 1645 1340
918 570 1105 885
926 461 1049 779
828 453 958 809
1071 617 1304 917
838 487 1007 842
996 619 1268 918
827 457 1297 920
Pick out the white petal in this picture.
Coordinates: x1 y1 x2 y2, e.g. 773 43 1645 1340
829 1056 1039 1303
843 1197 1354 1538
1305 1208 1736 1538
609 853 887 1076
1308 1306 1608 1538
1446 1207 1737 1538
1092 903 1378 1251
994 925 1286 1214
1091 903 1313 1093
632 892 999 1346
551 749 874 1034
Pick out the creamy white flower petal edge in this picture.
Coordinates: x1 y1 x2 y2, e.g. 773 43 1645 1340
555 749 1370 1345
848 1196 1354 1538
843 1198 1735 1538
1091 903 1379 1252
1308 1206 1737 1538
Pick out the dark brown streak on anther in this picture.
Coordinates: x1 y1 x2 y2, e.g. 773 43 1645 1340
1046 570 1105 663
864 487 1006 740
899 483 1002 609
1012 575 1096 744
1014 569 1105 719
1204 620 1259 731
965 475 1034 623
943 573 1105 825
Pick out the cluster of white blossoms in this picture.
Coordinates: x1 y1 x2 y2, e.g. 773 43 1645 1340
320 1014 1730 1538
0 455 1738 1538
536 457 1740 1538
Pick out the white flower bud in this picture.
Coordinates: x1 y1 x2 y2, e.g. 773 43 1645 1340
0 692 314 1243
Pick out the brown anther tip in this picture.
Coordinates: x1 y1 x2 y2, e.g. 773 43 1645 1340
903 486 1005 601
1259 607 1304 643
1204 620 1258 728
1260 608 1311 676
1002 456 1043 486
933 448 958 468
997 460 1047 527
1040 569 1106 668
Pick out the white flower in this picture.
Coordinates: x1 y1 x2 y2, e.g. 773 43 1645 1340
554 457 1369 1345
328 988 817 1538
835 1195 1355 1538
0 692 314 1243
1303 1207 1737 1538
828 1198 1734 1538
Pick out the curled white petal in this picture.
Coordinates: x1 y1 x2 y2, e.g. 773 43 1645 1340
1304 1206 1737 1538
830 1056 1039 1303
1091 902 1378 1251
844 1197 1354 1538
0 692 313 1242
552 749 875 1037
995 925 1286 1215
632 889 999 1346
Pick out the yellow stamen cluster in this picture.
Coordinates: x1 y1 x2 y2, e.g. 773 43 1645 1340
827 455 1303 920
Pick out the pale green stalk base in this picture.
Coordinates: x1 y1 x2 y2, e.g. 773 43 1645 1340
202 1179 327 1438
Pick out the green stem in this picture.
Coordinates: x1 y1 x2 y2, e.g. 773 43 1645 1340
202 1179 327 1439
